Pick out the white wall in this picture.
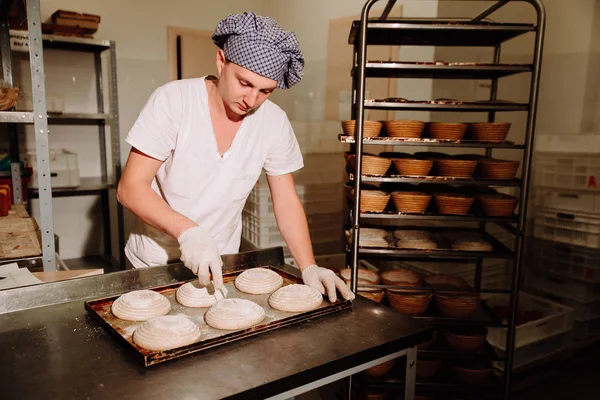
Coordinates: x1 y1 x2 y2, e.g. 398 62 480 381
21 0 262 260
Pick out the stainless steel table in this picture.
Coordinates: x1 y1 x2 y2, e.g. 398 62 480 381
0 248 432 400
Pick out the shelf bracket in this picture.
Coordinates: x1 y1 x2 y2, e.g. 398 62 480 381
379 0 397 21
470 0 510 23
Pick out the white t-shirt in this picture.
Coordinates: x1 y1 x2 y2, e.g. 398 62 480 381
124 77 303 268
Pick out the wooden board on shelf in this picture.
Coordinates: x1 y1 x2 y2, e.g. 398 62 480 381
0 204 42 260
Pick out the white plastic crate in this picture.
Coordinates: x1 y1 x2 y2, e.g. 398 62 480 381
531 239 600 283
485 292 575 350
534 152 600 191
244 184 343 218
573 317 600 339
491 329 572 371
533 207 600 248
241 211 343 248
529 289 600 322
525 269 600 303
26 148 80 188
535 188 600 214
535 134 600 154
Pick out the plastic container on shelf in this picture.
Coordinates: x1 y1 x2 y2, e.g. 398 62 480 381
534 188 600 214
524 269 600 303
528 289 600 323
533 207 600 248
26 149 79 188
530 239 600 283
534 152 600 191
484 291 575 350
534 134 600 154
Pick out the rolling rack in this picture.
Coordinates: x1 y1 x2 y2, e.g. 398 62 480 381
345 0 545 399
0 0 125 271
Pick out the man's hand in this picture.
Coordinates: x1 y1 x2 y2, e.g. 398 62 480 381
177 226 223 289
302 264 355 303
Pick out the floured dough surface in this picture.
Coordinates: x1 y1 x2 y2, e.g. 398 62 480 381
133 315 201 351
205 298 266 330
269 284 323 313
452 239 493 251
394 229 430 240
176 281 229 308
234 267 283 294
111 289 171 321
396 238 438 250
359 236 389 248
339 268 380 284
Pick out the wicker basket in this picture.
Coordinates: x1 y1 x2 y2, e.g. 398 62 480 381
427 122 468 140
443 328 487 352
434 193 475 215
476 159 520 180
391 191 432 214
435 292 480 319
0 87 19 111
416 358 442 378
381 269 422 286
358 389 389 400
365 358 397 378
341 120 383 137
383 120 425 138
392 158 434 176
344 182 380 204
434 159 478 178
468 122 511 142
340 268 380 284
360 190 391 212
345 153 392 176
359 289 386 303
452 361 494 385
476 193 518 217
387 289 432 316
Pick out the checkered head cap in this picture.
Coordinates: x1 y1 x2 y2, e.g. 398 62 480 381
212 11 304 89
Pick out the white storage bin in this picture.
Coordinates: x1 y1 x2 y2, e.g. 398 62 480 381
491 329 572 371
530 239 600 283
26 149 80 188
533 207 600 248
534 134 600 154
485 292 575 350
525 269 600 303
528 289 600 322
534 152 600 191
534 188 600 214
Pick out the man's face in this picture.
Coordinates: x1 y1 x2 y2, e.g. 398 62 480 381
216 50 278 116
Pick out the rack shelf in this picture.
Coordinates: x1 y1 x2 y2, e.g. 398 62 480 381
348 19 535 47
28 177 116 198
364 99 529 112
10 30 111 53
0 111 110 124
360 62 532 80
339 135 526 149
359 212 518 223
350 174 522 187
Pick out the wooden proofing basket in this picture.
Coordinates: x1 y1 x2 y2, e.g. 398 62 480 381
383 120 425 138
434 159 478 178
386 289 432 316
434 193 475 215
341 120 383 137
477 159 520 180
360 190 390 212
476 193 518 216
0 87 19 111
345 153 392 175
391 191 432 214
468 122 511 142
427 122 468 140
392 158 434 176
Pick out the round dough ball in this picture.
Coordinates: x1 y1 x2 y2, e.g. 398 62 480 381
133 315 201 351
269 284 323 313
205 298 266 330
111 289 171 321
234 267 283 294
176 281 228 308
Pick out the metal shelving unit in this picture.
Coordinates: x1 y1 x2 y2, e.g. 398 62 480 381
346 1 546 399
0 0 124 271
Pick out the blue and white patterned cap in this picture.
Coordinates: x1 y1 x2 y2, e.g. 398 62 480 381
212 11 304 89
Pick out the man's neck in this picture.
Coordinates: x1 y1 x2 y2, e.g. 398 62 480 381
206 78 244 124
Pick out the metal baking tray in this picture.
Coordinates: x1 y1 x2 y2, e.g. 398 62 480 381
85 264 352 367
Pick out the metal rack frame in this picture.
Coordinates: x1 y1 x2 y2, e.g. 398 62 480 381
347 1 546 399
0 0 124 271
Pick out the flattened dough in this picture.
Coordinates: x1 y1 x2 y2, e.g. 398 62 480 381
176 281 228 308
205 298 266 330
234 267 283 294
111 289 171 321
269 284 323 313
133 315 201 351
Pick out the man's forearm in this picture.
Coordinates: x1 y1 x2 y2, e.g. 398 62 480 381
117 183 196 239
273 195 316 271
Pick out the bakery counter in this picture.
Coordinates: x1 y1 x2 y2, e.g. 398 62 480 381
0 248 432 400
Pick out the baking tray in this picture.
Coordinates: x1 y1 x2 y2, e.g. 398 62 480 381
85 265 352 367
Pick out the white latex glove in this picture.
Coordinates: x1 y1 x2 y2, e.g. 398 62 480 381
302 264 355 303
177 226 223 289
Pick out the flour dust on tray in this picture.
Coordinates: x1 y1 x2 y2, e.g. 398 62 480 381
205 298 266 330
234 267 284 294
111 289 171 321
133 315 201 351
176 281 229 308
269 284 323 313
